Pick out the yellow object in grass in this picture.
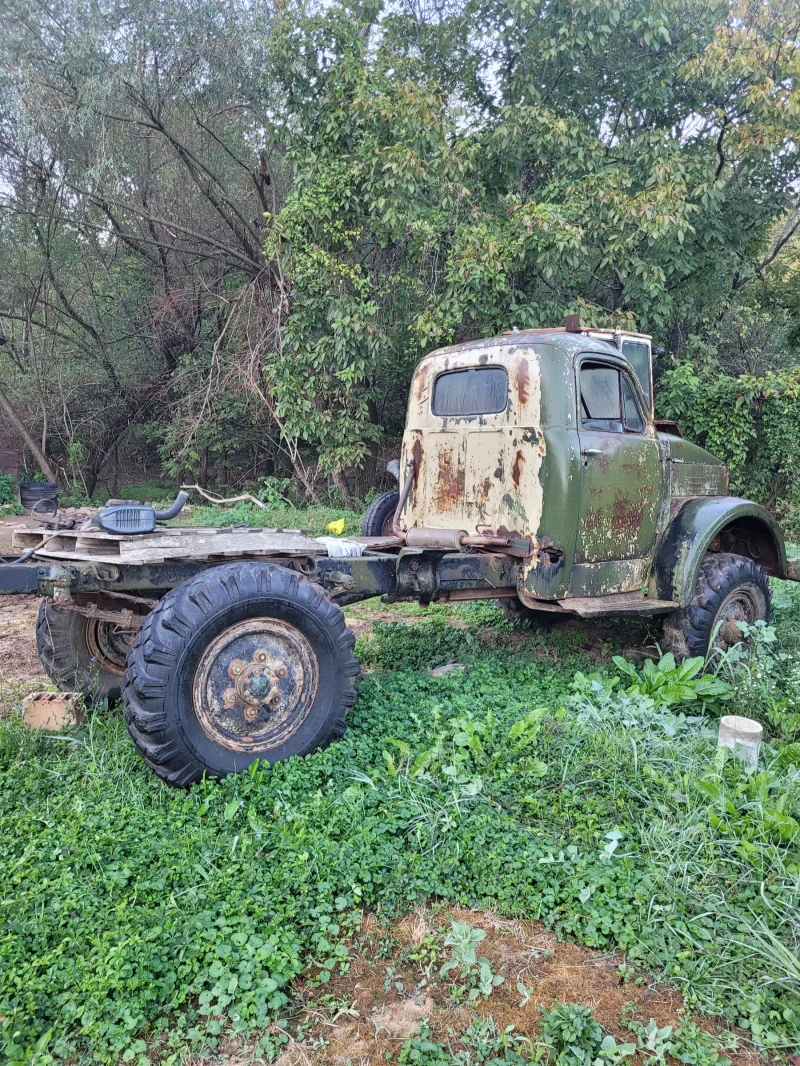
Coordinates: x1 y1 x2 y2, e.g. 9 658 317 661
326 518 346 535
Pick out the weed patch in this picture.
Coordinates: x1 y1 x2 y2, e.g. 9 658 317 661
1 589 799 1062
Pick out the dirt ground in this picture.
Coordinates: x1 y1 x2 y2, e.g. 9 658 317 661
0 512 40 554
205 906 767 1066
0 594 47 686
0 517 50 689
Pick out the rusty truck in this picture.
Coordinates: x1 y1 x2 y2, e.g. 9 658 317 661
1 319 796 785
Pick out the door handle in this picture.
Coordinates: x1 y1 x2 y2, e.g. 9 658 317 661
581 448 602 457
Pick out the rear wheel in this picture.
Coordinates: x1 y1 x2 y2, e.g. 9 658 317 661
123 562 359 786
662 552 771 661
36 601 134 702
498 596 561 628
362 491 400 537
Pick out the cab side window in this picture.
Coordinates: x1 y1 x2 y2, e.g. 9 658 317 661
580 363 644 433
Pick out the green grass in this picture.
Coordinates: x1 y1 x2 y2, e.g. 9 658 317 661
2 578 800 1062
180 501 363 538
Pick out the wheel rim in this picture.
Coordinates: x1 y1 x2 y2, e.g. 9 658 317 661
193 619 318 753
85 620 135 676
381 512 395 536
713 586 761 651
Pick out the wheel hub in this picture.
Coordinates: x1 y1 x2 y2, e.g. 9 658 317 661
715 590 756 650
193 619 318 752
85 620 135 676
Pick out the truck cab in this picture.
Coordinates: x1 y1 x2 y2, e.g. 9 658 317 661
397 326 782 611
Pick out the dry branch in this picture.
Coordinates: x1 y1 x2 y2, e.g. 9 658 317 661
181 484 268 509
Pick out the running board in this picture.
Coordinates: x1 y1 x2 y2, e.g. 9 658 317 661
556 592 677 618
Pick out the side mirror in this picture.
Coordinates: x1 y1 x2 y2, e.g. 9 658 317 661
386 459 401 482
653 346 665 359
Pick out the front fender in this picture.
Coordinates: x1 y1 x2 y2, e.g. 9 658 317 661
652 497 787 606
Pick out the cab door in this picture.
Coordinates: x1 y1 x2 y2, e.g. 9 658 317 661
570 357 663 596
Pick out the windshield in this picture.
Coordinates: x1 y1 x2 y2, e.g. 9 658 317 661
621 339 652 406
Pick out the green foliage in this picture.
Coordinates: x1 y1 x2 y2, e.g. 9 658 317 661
538 1003 635 1066
711 616 800 742
90 482 179 506
181 501 363 538
439 921 504 1003
255 476 298 508
359 617 482 672
3 0 800 502
259 0 800 478
658 358 800 534
0 471 16 506
399 1016 530 1065
623 1017 731 1066
539 1003 604 1066
610 653 732 711
2 582 800 1061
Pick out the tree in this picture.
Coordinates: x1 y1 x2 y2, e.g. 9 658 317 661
262 0 800 475
0 0 292 490
0 0 798 504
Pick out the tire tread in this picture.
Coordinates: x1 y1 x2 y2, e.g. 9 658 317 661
662 552 771 660
362 491 400 537
123 562 359 787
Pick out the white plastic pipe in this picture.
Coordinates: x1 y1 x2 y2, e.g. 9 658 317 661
718 715 763 768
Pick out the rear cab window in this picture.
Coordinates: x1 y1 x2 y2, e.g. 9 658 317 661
432 366 508 417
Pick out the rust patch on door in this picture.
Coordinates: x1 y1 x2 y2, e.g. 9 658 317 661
414 362 430 403
528 535 565 585
612 494 646 536
516 358 530 405
411 436 423 490
511 449 525 490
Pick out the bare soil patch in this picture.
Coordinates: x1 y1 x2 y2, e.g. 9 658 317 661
207 906 768 1066
0 593 47 686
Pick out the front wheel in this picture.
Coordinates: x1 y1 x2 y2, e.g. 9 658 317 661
662 552 771 661
123 562 359 786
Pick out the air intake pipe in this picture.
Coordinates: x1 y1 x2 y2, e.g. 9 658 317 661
153 491 189 521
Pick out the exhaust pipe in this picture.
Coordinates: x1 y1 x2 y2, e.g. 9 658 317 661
392 460 416 538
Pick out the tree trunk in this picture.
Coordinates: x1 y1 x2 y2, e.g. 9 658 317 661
112 441 119 496
0 381 58 483
332 469 354 508
291 458 320 503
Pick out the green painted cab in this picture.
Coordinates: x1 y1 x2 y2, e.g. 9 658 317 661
399 327 789 613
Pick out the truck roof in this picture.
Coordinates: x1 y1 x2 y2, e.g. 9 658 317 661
417 329 623 367
503 326 652 341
